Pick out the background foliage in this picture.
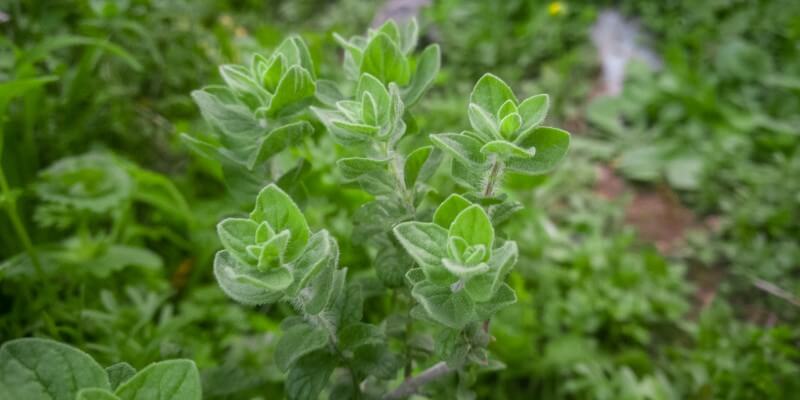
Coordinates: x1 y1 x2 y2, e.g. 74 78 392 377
2 0 799 398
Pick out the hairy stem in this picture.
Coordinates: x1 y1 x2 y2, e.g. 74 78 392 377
383 361 454 400
482 156 504 198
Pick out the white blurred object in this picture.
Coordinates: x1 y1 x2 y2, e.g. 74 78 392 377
373 0 430 27
591 10 661 96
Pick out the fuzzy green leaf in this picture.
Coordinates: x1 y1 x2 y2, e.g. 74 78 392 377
403 146 433 189
251 184 310 262
285 351 335 400
114 360 201 400
0 338 110 400
393 222 453 283
105 363 136 391
506 127 570 175
213 251 289 305
411 281 476 329
449 205 494 252
267 65 315 117
433 194 472 229
77 389 120 400
402 44 440 106
468 103 499 142
275 322 329 372
361 33 410 85
430 133 486 167
470 73 515 114
480 140 534 159
253 121 314 168
517 94 549 138
465 241 518 302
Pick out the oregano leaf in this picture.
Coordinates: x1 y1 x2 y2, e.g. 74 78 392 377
275 322 329 372
470 73 515 114
449 205 494 253
105 363 136 391
433 194 472 229
361 33 410 85
113 360 201 400
506 127 570 175
251 184 310 262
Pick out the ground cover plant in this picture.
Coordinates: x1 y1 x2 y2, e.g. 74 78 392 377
2 0 799 399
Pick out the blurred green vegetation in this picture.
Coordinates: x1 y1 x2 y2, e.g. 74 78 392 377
1 0 799 398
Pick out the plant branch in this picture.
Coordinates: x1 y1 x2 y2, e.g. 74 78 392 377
383 361 454 400
482 157 504 198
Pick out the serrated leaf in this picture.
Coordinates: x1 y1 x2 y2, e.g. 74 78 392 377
470 73 515 114
361 33 410 85
480 140 533 159
0 338 110 400
275 322 329 372
433 194 472 229
411 281 475 329
449 205 494 252
267 66 315 117
506 127 570 175
430 133 486 167
114 360 201 400
285 351 335 400
251 184 310 262
403 44 440 106
106 363 136 391
403 146 432 189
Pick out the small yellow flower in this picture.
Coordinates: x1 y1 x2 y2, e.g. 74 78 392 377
548 2 565 16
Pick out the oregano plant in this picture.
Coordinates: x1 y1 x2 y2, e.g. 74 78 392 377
202 18 570 399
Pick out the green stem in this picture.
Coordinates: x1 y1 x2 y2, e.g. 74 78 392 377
0 163 43 276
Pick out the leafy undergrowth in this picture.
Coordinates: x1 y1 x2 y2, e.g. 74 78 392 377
2 0 799 399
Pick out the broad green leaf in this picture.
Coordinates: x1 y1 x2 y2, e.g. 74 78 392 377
480 140 534 159
402 44 440 106
251 184 310 262
403 146 433 189
356 73 391 118
506 127 570 175
393 221 448 274
361 92 378 125
429 133 486 167
441 259 490 280
399 18 419 54
468 103 499 142
213 251 288 305
267 66 315 117
105 363 136 391
286 230 334 296
219 64 259 96
375 241 414 288
253 121 314 168
411 281 476 329
449 205 494 252
361 33 410 85
77 389 120 400
0 338 110 400
433 194 472 229
470 73 515 114
217 218 258 266
352 343 401 380
474 283 517 319
261 54 285 92
331 283 364 327
465 241 517 302
337 157 390 181
285 351 335 400
517 94 549 138
499 112 522 138
302 260 336 315
338 322 384 351
332 120 379 136
114 360 201 400
191 89 260 138
275 322 329 372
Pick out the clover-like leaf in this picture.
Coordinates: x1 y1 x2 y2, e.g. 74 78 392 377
114 360 201 400
251 184 310 262
0 338 110 400
470 73 515 115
